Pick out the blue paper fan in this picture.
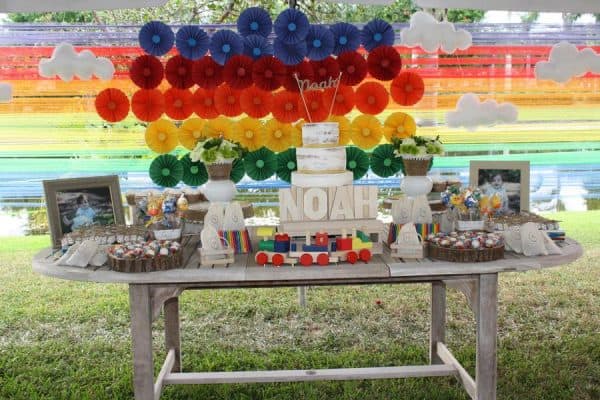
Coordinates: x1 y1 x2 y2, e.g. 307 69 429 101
237 7 273 38
305 25 334 61
274 8 310 45
361 19 395 52
330 22 361 55
209 29 244 65
139 21 175 56
176 25 209 60
243 34 273 60
273 38 307 66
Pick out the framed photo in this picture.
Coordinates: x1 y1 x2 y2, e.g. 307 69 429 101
469 161 530 215
43 175 124 248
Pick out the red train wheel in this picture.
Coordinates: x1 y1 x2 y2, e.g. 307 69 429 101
346 251 358 264
317 253 329 266
272 253 285 267
256 252 268 265
359 249 372 262
300 253 313 266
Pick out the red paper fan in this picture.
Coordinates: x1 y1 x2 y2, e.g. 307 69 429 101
300 90 328 122
95 88 129 122
192 88 219 119
130 55 164 89
164 87 194 120
131 89 164 122
337 51 367 86
367 45 402 81
310 56 340 84
390 71 425 106
282 61 314 92
165 55 195 89
240 85 273 118
191 56 224 89
323 85 355 116
271 91 301 123
252 56 286 91
355 81 389 115
214 84 242 117
223 55 254 90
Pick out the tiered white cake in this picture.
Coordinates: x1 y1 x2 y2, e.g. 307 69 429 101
291 122 354 188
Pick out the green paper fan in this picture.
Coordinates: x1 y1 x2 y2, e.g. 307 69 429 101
149 154 183 188
244 146 277 181
180 153 208 186
399 157 434 175
346 146 370 180
230 158 245 183
276 148 297 183
371 144 402 178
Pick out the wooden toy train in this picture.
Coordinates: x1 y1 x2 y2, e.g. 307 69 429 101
255 227 375 267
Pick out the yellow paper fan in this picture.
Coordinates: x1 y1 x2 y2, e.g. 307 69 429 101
264 119 296 152
351 114 383 150
328 115 352 145
383 112 416 141
145 118 179 154
202 116 234 140
233 117 264 151
178 118 206 150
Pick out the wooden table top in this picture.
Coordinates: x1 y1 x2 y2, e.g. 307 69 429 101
32 237 583 287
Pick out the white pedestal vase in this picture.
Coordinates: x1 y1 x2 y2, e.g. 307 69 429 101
202 160 237 203
400 155 433 197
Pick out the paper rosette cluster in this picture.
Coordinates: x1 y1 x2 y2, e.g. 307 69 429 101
93 9 430 187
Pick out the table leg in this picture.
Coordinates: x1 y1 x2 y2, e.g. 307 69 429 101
476 274 498 400
164 296 181 372
430 281 446 364
129 284 154 400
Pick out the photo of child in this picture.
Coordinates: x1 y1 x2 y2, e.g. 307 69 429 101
478 169 522 215
56 187 115 234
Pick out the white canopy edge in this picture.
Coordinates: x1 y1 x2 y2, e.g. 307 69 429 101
415 0 600 13
0 0 168 12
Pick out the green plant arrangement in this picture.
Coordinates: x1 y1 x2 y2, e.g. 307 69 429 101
392 135 444 158
190 137 245 164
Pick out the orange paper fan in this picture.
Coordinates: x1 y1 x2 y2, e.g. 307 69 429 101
271 91 301 123
323 85 355 116
131 89 164 122
390 71 425 106
192 88 219 119
300 90 329 122
95 88 130 122
164 87 194 120
355 81 389 115
165 55 195 89
310 56 340 83
240 85 273 118
214 84 243 117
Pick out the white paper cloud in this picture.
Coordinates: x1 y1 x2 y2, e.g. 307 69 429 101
400 11 472 54
0 83 13 103
446 93 518 131
535 41 600 84
39 43 115 82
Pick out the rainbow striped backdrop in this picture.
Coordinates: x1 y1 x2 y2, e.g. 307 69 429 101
218 230 253 254
387 223 440 244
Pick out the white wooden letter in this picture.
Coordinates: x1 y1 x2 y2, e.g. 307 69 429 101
329 186 354 220
279 187 303 222
354 186 378 219
303 188 328 220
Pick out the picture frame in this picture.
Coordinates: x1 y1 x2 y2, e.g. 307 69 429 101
469 161 530 214
43 175 124 248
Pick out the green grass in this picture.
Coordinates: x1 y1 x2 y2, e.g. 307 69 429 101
0 212 599 399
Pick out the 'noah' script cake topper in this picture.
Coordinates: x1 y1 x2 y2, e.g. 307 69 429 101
294 72 343 123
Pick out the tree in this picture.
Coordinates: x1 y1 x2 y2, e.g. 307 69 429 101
520 12 539 24
7 0 485 24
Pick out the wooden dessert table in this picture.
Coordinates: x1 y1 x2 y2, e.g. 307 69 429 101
33 238 583 400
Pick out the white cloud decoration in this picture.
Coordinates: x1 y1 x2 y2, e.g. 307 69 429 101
446 93 518 131
535 41 600 84
400 11 472 54
38 43 115 82
0 83 13 103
